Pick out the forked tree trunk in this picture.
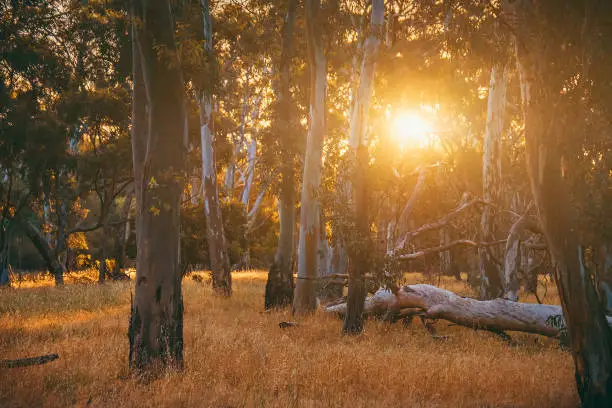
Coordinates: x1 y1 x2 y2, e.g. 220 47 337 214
199 0 232 296
343 0 384 334
506 1 612 403
292 0 327 315
264 0 298 309
128 0 186 370
479 63 508 300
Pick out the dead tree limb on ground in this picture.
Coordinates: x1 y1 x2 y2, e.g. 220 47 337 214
325 284 612 338
0 353 59 368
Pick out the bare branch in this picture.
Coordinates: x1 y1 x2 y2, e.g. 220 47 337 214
398 239 507 260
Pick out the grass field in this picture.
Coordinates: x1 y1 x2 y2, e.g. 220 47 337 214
0 271 578 407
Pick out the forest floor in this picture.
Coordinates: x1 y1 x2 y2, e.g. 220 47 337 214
0 270 577 407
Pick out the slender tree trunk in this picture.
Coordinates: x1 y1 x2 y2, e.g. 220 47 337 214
199 0 231 296
479 63 508 299
0 223 10 286
98 221 110 284
241 138 257 208
264 0 298 307
292 0 327 315
113 189 134 277
506 1 612 403
596 243 612 315
343 0 384 334
503 210 539 301
128 0 186 371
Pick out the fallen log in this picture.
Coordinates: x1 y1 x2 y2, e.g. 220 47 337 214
325 284 612 338
0 353 59 368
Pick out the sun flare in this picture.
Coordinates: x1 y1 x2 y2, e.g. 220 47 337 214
390 112 434 149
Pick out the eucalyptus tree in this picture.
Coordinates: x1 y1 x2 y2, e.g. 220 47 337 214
128 0 187 370
292 0 328 314
265 0 299 309
502 0 612 404
343 0 385 334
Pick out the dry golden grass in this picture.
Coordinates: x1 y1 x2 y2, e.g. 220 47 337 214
0 271 577 407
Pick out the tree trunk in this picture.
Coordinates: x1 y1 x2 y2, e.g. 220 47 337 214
128 0 186 371
479 63 508 299
503 210 540 301
19 218 65 283
199 0 232 296
292 0 327 315
113 189 134 278
98 221 110 284
596 243 612 315
326 284 612 338
506 1 612 403
241 137 257 208
342 0 384 334
0 222 10 286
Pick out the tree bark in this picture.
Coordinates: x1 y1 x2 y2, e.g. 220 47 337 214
596 243 612 315
505 1 612 403
326 284 612 338
292 0 327 315
128 0 186 371
113 189 134 278
0 221 10 286
18 218 65 283
342 0 384 334
503 209 540 301
479 63 508 300
199 0 232 296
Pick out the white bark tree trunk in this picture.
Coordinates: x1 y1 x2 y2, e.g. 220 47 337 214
199 0 231 296
292 0 327 315
326 284 612 338
479 63 508 299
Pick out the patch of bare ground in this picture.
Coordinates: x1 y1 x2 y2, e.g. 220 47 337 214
0 271 577 407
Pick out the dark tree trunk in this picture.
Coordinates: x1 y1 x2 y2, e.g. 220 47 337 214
596 243 612 315
504 1 612 404
343 142 369 334
343 0 384 334
265 0 298 309
0 223 10 286
19 218 65 284
128 0 186 371
98 221 110 284
113 190 134 278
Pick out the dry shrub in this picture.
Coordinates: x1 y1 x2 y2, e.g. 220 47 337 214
0 271 577 407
